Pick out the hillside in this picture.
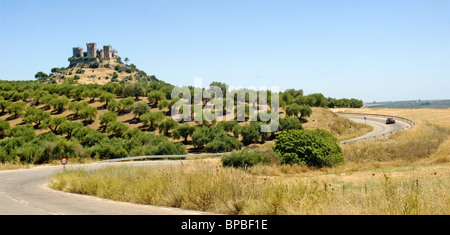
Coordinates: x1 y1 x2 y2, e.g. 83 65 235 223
34 42 160 85
36 59 160 85
302 107 373 141
0 79 373 166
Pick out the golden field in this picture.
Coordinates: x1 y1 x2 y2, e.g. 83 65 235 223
51 107 450 214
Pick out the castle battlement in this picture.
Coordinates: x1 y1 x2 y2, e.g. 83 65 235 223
70 43 119 67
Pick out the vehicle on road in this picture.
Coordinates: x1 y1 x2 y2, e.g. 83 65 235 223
386 117 396 124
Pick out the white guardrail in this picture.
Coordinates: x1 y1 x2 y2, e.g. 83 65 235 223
336 112 415 144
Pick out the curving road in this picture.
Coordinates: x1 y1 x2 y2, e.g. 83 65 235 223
340 115 411 144
0 161 207 215
0 114 412 215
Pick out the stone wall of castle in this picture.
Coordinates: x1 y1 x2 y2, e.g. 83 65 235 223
103 45 112 60
86 43 97 57
72 47 83 57
70 43 119 67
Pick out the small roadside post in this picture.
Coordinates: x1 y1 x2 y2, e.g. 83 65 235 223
364 116 367 125
61 157 68 171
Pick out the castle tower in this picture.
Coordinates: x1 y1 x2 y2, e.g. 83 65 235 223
72 47 83 57
103 45 112 60
86 43 97 58
99 49 105 60
112 49 118 59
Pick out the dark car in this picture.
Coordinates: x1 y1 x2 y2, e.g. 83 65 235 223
386 118 395 124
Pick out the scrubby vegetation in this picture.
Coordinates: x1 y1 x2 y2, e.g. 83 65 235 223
50 159 450 215
49 112 450 214
342 122 450 165
222 148 280 168
302 107 373 141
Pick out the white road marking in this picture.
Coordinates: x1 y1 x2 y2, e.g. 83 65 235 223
1 191 63 215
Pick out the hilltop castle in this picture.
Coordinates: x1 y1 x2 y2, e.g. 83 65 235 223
70 43 119 67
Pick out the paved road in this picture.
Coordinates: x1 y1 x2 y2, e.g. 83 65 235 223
0 161 206 215
340 115 411 144
0 115 411 215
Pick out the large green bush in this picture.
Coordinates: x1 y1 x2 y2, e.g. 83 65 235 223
274 129 344 167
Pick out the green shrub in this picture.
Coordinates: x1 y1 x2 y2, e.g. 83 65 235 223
112 72 119 80
192 126 242 152
80 131 108 148
205 132 243 153
13 143 45 163
191 126 214 149
87 138 128 160
6 101 26 117
9 124 36 141
222 148 280 168
99 112 117 127
217 120 238 132
278 117 303 132
78 106 97 122
239 122 261 145
158 118 179 136
76 69 85 74
58 121 83 138
172 123 195 142
114 64 123 72
132 102 150 117
0 119 10 138
49 138 80 160
106 121 129 138
0 147 9 163
89 61 99 68
126 132 187 156
274 129 344 167
140 111 165 130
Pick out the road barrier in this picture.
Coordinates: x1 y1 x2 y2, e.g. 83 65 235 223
336 112 415 144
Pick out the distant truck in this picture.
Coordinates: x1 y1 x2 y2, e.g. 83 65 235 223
386 117 396 124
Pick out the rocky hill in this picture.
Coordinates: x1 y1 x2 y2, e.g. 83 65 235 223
49 60 159 85
34 43 161 85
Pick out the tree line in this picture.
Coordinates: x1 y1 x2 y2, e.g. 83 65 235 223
281 88 363 109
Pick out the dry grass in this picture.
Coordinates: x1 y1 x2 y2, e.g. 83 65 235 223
333 108 450 167
53 61 139 85
342 122 449 165
50 159 450 215
303 107 373 141
0 162 33 171
49 107 450 214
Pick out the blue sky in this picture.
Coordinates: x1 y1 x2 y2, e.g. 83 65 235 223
0 0 449 102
